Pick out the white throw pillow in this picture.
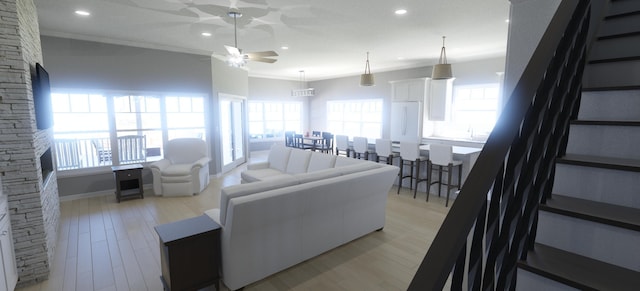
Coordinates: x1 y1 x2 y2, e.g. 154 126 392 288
268 144 291 172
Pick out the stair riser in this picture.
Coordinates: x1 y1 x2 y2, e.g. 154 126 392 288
516 269 580 291
590 36 640 60
599 14 640 37
607 1 640 16
553 164 640 209
578 90 640 120
583 60 640 88
536 211 640 271
565 125 640 160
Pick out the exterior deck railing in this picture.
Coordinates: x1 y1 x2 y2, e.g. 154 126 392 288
54 136 155 170
408 0 591 289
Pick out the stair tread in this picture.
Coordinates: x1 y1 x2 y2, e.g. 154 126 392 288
582 85 640 91
598 31 640 40
542 195 640 231
557 154 640 172
519 244 640 291
589 56 640 64
572 120 640 126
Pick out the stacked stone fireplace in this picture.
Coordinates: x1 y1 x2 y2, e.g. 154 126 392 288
0 0 60 287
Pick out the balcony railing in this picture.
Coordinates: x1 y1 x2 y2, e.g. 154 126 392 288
54 136 156 171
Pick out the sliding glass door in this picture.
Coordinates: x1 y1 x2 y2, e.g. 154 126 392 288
219 94 246 173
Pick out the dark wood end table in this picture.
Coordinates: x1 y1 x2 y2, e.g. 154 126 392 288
154 214 221 291
111 164 144 203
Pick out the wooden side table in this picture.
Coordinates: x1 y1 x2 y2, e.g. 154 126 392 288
111 164 144 203
154 215 221 291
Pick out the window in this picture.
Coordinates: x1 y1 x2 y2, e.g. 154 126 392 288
52 92 206 171
326 99 383 138
431 83 500 140
248 101 302 139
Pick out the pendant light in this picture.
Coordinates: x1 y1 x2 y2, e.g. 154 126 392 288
291 70 315 97
360 52 375 86
432 36 453 80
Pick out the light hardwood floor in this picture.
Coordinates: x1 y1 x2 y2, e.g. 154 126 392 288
18 152 451 291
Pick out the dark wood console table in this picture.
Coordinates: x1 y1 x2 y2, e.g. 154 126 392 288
111 164 144 203
154 214 221 291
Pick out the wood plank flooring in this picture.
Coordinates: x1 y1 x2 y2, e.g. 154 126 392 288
17 152 451 291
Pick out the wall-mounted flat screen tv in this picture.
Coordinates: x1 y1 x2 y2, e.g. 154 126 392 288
32 63 53 130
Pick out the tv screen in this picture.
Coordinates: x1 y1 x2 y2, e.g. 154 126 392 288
33 63 53 130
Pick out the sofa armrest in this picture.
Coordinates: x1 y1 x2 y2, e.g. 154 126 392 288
247 161 269 170
149 159 171 171
191 157 210 169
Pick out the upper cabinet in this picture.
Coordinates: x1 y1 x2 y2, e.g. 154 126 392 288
391 78 427 102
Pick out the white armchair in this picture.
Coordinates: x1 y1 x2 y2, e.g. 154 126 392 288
149 138 210 196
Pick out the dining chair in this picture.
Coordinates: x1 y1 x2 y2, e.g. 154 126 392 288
397 141 427 195
335 135 351 157
284 131 295 147
427 144 462 207
312 130 322 137
352 136 370 160
374 138 397 165
316 132 334 154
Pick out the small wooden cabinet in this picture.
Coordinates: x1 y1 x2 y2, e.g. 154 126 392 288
155 215 221 291
111 164 144 203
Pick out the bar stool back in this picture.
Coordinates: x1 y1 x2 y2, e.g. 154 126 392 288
335 135 351 157
352 136 370 160
374 139 397 165
427 144 462 207
397 141 426 195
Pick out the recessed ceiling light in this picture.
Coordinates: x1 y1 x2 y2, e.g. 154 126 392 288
201 32 212 37
397 56 406 60
505 19 510 23
75 10 90 16
281 46 289 50
395 9 407 15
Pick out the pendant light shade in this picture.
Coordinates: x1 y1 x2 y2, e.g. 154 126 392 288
432 36 453 80
360 52 375 86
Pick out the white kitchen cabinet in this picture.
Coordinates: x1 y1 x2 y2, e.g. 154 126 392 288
428 79 454 121
0 177 17 291
391 78 427 102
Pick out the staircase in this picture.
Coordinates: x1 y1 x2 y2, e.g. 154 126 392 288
517 0 640 290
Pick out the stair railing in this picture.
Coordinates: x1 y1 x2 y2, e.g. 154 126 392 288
408 0 591 290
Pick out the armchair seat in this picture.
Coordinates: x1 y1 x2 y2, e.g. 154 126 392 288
150 138 210 196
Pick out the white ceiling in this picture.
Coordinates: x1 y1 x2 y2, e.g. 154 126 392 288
33 0 511 81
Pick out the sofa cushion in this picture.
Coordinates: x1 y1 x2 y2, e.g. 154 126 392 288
268 144 291 172
307 152 336 172
336 162 380 175
334 156 365 167
219 176 298 226
285 149 312 174
241 168 285 183
294 168 342 184
161 164 193 176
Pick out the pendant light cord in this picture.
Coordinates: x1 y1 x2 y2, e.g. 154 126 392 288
438 36 448 64
364 52 371 74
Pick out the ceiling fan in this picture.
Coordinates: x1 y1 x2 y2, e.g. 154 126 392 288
225 10 278 67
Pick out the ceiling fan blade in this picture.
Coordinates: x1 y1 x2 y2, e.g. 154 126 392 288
224 45 241 56
245 51 278 58
249 57 277 63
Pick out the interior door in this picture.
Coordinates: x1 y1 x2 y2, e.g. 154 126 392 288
219 94 246 173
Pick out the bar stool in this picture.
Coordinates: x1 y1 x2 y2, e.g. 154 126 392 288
397 141 427 195
335 135 351 157
352 136 370 160
427 144 462 207
374 138 397 165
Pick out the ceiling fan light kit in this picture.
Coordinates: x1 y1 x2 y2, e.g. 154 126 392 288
432 36 454 80
225 10 278 67
360 52 375 86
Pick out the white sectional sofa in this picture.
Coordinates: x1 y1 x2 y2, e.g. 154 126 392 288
205 144 399 290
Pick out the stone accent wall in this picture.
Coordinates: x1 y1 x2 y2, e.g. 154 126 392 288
0 0 60 286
